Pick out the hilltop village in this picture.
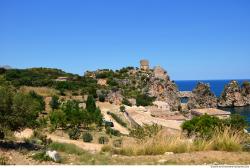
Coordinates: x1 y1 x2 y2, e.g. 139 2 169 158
0 60 250 164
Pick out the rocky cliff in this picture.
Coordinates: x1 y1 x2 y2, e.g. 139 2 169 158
145 66 180 111
187 82 217 109
91 63 181 111
218 80 250 107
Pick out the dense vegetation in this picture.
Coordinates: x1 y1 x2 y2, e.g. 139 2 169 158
49 95 103 131
181 114 247 139
0 77 44 138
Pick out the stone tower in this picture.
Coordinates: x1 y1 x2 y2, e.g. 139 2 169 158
140 59 149 71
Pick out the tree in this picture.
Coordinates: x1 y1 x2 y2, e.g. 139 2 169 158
86 95 96 112
49 95 60 110
0 84 43 135
49 109 66 130
61 100 85 128
12 93 42 129
29 91 45 111
85 95 103 126
0 85 14 132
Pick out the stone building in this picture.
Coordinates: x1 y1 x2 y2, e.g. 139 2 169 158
140 59 149 71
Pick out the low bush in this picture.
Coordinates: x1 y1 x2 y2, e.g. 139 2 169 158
49 142 87 155
98 136 109 144
82 132 93 142
136 94 155 106
105 126 121 137
120 105 126 112
98 94 105 102
32 151 54 162
68 128 81 140
129 124 162 141
181 114 247 139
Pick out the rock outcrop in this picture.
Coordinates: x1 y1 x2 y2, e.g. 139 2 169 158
242 81 250 105
218 80 250 107
187 82 217 109
105 91 124 105
148 66 181 111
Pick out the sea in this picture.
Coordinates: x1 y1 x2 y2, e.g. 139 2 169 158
175 79 250 130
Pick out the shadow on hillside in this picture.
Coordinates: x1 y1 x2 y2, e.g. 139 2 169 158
0 140 42 151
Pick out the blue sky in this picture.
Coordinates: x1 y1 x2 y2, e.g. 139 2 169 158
0 0 250 80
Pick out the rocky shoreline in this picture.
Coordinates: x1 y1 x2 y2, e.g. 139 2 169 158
184 80 250 109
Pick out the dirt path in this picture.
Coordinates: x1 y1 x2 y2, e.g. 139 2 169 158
47 134 103 153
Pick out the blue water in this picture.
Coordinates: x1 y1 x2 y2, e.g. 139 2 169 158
175 79 250 130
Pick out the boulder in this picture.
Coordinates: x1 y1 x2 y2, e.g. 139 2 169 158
46 150 61 162
187 82 217 109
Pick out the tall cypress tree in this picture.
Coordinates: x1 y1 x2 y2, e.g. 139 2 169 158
86 95 96 112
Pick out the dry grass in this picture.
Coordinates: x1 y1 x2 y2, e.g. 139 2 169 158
113 127 246 156
19 86 58 97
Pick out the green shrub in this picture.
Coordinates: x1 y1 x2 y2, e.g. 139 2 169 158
224 114 247 131
182 114 247 139
68 128 81 140
82 132 93 142
49 95 60 110
98 94 105 102
49 142 87 155
129 124 162 141
32 151 54 162
120 105 126 112
122 98 132 106
136 94 155 106
181 114 222 139
105 127 121 136
108 112 127 127
98 136 109 144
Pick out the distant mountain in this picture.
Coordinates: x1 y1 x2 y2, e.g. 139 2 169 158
0 65 12 69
